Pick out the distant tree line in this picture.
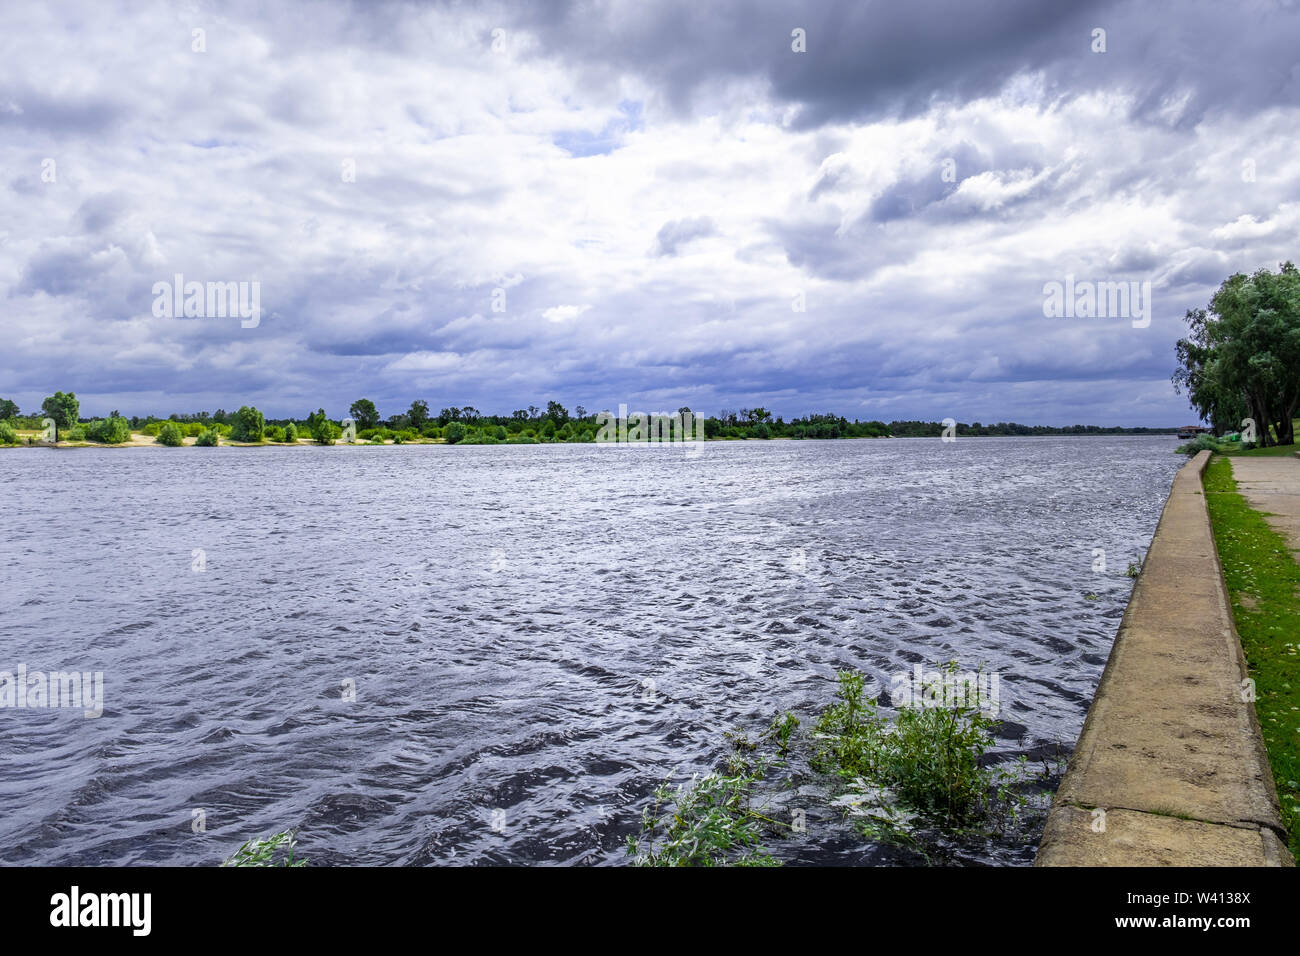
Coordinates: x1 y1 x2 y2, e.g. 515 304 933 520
1173 262 1299 446
0 392 1184 447
885 421 1179 437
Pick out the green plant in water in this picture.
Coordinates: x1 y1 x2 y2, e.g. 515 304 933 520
766 711 800 755
221 829 307 867
814 666 1002 825
1126 562 1141 578
812 670 884 778
626 760 781 867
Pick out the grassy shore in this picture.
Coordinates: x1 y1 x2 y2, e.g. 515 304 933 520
0 429 447 447
1203 455 1300 861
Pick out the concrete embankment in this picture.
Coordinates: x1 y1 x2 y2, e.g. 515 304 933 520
1036 450 1291 866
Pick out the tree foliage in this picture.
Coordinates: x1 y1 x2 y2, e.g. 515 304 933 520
307 408 336 444
41 391 79 439
156 422 185 446
1174 263 1300 445
229 405 266 442
349 398 380 431
84 416 131 444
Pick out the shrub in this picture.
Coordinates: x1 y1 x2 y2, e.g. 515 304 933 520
263 425 284 443
494 425 508 440
282 422 298 443
222 830 307 867
65 425 86 441
186 422 207 437
443 422 467 444
142 422 163 436
195 428 220 447
813 667 998 824
307 409 335 445
628 761 778 867
230 405 265 442
1175 433 1224 456
0 422 16 445
156 422 185 446
420 423 441 439
84 416 131 444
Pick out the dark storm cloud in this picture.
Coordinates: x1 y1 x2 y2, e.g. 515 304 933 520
512 0 1300 127
0 86 128 134
75 192 132 234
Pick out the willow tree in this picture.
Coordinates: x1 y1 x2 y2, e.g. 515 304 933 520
1173 262 1300 446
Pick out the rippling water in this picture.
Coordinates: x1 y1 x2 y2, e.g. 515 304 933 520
0 436 1182 866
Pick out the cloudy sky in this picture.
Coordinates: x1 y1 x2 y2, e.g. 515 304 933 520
3 0 1298 425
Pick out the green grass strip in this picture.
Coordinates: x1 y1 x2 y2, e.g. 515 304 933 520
1203 456 1300 861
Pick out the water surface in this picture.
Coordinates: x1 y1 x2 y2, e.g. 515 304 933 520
0 436 1183 865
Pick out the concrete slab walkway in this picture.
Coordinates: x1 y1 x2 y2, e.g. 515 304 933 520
1230 456 1300 562
1036 451 1291 866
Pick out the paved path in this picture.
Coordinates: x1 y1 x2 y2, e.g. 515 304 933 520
1036 452 1291 866
1230 455 1300 562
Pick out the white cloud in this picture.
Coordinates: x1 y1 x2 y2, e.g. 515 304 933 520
541 304 591 323
0 0 1296 426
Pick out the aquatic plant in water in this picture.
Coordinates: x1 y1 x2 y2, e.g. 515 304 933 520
222 829 308 867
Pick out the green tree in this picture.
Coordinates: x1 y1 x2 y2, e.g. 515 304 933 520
283 422 298 443
307 408 335 445
408 400 430 430
443 421 467 444
196 427 220 446
349 399 380 430
0 399 18 419
1174 263 1300 445
230 405 266 442
40 391 79 440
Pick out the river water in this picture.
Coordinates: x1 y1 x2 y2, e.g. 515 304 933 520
0 436 1182 865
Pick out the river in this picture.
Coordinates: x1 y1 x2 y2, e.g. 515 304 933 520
0 436 1183 865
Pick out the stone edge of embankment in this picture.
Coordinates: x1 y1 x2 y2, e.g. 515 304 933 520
1035 450 1292 867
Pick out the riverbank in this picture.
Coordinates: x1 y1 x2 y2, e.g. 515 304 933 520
1035 450 1291 866
0 430 444 448
0 430 1182 449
